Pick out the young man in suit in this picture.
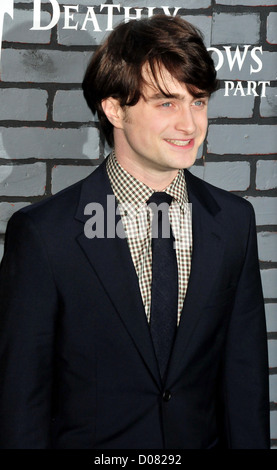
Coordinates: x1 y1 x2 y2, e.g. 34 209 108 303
0 15 270 449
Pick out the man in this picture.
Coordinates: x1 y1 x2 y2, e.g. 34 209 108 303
0 15 270 449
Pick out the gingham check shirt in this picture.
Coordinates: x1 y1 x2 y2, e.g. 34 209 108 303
106 152 192 326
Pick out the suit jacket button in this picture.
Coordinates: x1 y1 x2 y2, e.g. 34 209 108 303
163 390 171 402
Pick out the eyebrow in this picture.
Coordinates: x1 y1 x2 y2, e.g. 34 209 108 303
146 92 209 102
146 92 185 102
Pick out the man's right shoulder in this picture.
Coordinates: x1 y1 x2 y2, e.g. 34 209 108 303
12 163 105 226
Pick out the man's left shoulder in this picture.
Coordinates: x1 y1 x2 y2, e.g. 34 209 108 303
186 169 254 216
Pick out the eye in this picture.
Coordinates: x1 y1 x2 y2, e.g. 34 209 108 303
193 99 207 108
161 102 172 108
194 100 204 106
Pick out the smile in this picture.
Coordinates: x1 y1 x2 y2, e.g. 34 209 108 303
165 139 193 147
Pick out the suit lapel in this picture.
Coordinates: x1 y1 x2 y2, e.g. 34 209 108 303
75 162 162 388
166 169 225 385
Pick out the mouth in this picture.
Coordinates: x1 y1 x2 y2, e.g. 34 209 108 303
165 139 194 148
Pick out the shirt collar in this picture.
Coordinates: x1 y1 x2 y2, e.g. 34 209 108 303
106 150 189 217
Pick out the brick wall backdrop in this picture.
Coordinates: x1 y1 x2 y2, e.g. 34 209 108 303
0 0 276 448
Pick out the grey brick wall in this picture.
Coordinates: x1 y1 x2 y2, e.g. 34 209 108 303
0 0 276 448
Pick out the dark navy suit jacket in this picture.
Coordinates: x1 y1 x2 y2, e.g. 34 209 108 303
0 161 270 448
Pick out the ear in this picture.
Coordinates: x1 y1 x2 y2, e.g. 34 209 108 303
101 98 124 129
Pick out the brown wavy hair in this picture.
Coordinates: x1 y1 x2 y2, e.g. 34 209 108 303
82 15 218 147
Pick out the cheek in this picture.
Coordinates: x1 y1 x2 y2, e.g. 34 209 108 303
198 115 208 136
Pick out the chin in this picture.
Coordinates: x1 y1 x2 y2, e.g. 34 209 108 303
174 156 197 170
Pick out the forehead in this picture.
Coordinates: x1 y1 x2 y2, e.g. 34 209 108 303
141 63 185 96
140 63 204 101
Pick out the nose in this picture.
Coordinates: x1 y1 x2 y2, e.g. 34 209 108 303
175 106 196 135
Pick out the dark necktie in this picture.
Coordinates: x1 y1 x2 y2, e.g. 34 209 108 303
148 192 178 379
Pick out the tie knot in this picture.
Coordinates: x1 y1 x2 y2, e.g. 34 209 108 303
147 192 173 207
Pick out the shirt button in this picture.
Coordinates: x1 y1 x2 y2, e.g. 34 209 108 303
162 390 172 402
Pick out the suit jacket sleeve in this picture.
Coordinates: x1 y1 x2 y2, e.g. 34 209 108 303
222 203 270 449
0 211 58 449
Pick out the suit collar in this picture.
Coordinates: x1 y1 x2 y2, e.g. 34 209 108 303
184 169 221 217
75 163 221 222
75 160 113 224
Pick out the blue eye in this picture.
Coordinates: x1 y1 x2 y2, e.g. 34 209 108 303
161 102 172 107
194 99 208 107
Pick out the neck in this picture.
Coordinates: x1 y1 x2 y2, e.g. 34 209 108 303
113 150 179 192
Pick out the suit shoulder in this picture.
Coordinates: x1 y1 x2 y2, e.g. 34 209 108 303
14 170 94 223
186 169 254 214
